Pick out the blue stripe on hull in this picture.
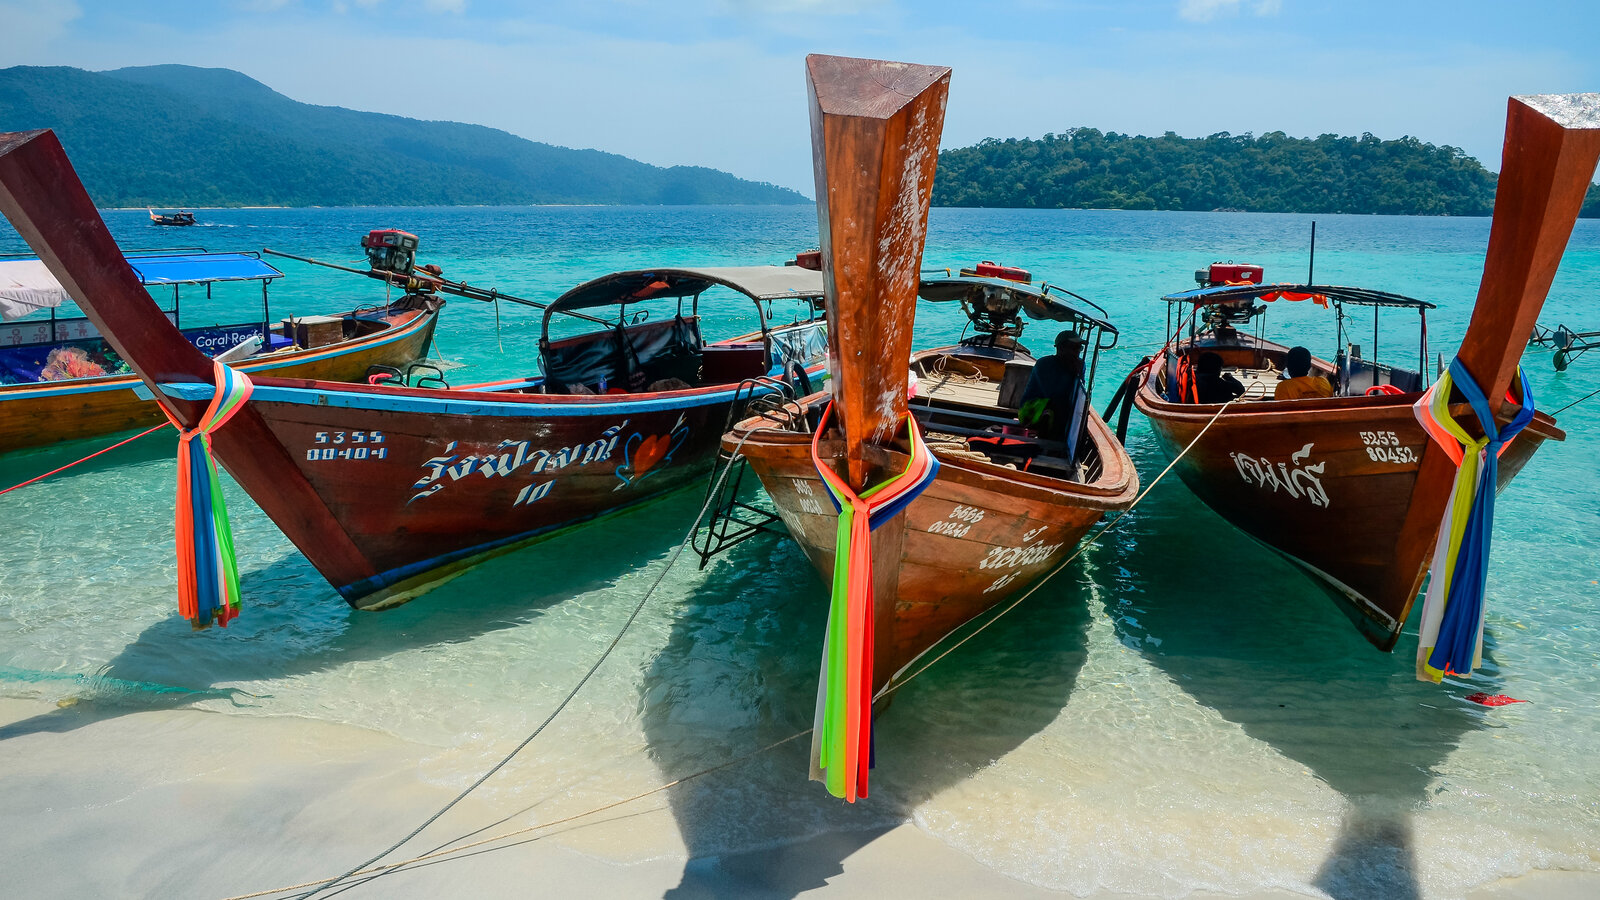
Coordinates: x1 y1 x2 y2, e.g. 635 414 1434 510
159 360 823 419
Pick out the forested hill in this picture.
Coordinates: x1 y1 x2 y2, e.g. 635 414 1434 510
0 65 807 207
933 128 1600 217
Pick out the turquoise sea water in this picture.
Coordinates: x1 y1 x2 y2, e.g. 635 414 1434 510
1 207 1598 897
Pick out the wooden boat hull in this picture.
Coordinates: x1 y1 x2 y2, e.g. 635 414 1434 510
154 355 823 608
729 394 1138 688
1134 362 1563 649
0 305 438 455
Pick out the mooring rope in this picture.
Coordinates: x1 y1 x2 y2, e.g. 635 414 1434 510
0 421 171 497
1551 384 1600 417
279 426 774 900
223 401 1232 900
880 399 1234 693
222 730 814 900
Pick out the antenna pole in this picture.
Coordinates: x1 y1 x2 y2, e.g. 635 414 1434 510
1308 220 1316 284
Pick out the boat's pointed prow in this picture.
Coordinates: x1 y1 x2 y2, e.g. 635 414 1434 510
0 128 212 427
1383 92 1600 672
1456 93 1600 402
800 54 952 802
806 54 950 488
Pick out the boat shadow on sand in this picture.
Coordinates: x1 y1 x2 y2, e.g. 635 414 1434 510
1102 477 1500 900
0 488 691 742
638 527 1096 899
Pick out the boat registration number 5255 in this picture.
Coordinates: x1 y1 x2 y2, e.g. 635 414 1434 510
1358 430 1418 464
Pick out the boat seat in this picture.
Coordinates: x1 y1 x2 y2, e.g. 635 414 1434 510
701 342 768 385
913 402 1021 429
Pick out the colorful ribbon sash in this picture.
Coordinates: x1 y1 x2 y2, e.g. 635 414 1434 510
160 360 254 629
1411 359 1534 682
808 401 939 801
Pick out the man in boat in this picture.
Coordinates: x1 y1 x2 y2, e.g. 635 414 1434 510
1194 351 1245 404
1019 329 1087 440
1274 345 1334 401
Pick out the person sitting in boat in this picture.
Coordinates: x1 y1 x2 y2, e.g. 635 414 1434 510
1274 346 1334 400
1018 330 1086 440
1194 351 1245 403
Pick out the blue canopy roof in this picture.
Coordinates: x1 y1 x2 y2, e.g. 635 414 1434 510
126 253 283 285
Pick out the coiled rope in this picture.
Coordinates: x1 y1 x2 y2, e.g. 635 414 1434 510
221 400 1234 900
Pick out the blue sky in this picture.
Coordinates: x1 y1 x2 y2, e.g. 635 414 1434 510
2 1 1595 193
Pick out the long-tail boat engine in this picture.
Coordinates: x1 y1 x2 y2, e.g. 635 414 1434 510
362 229 419 276
361 228 447 299
1195 261 1263 287
1196 261 1266 331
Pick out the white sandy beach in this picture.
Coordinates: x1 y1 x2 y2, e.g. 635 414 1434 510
3 697 1595 899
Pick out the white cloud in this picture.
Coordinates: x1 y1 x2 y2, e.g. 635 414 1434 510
10 4 1584 189
719 0 887 13
0 1 82 63
233 0 297 12
1178 0 1281 23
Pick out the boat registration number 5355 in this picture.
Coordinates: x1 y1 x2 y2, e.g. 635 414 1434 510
305 430 389 461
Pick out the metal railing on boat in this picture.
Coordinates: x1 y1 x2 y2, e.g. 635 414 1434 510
690 375 807 568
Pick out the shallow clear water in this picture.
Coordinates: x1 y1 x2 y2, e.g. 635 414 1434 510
1 207 1598 898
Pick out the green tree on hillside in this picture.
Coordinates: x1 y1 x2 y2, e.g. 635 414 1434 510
933 128 1503 216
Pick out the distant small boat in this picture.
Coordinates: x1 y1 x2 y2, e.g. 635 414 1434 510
148 208 196 226
0 250 441 454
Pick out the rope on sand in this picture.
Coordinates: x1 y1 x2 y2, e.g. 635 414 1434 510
224 402 1233 900
268 429 774 900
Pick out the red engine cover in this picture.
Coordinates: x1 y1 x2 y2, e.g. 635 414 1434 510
362 229 419 251
974 261 1031 283
1209 263 1263 285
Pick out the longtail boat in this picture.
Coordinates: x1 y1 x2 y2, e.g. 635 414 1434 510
0 129 828 621
0 250 439 454
723 55 1138 800
1127 94 1599 677
147 208 196 227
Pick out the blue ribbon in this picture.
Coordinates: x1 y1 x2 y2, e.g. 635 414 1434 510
1427 360 1535 675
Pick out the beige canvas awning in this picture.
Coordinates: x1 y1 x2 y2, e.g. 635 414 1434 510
0 259 74 322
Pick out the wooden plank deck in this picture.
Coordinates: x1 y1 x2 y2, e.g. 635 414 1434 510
917 374 1002 408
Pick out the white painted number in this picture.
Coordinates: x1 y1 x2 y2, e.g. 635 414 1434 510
928 504 985 537
949 505 985 523
792 478 826 516
1359 430 1417 464
306 446 388 462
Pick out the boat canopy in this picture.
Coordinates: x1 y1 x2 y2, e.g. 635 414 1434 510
127 252 284 286
1 251 285 322
919 273 1117 333
0 259 74 322
1162 282 1436 310
547 266 825 316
